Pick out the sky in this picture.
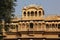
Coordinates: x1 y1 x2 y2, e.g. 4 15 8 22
14 0 60 17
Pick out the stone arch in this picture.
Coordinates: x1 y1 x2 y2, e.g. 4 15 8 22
24 11 26 16
31 11 34 16
39 11 41 16
22 23 25 26
27 11 30 16
35 11 37 16
30 23 33 28
52 24 55 28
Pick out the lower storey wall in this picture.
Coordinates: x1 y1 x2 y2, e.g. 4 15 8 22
4 38 60 40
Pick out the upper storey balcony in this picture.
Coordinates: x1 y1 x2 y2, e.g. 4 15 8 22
22 4 44 20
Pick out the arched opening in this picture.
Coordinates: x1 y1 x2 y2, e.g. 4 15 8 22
22 23 25 28
35 11 37 16
46 24 49 28
52 24 55 28
56 24 57 27
24 11 26 16
22 23 25 26
31 11 34 16
28 11 30 16
30 23 33 28
38 23 41 28
26 23 29 28
39 11 41 16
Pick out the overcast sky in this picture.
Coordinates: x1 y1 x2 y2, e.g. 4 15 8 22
14 0 60 17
